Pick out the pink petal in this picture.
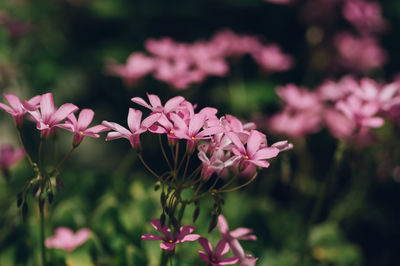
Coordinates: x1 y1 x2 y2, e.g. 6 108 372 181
248 159 270 168
362 117 384 128
0 102 14 113
215 239 230 257
27 95 41 105
196 126 224 138
3 94 22 112
198 251 211 262
228 239 245 258
219 256 239 265
77 109 95 130
230 228 255 239
150 219 173 239
141 113 162 129
217 215 229 235
246 130 266 158
164 96 185 113
170 113 188 131
131 97 152 110
188 113 206 137
253 147 279 160
105 132 124 141
226 132 246 155
40 93 56 122
127 108 142 133
179 234 200 242
50 103 79 125
160 242 175 251
147 94 162 109
102 121 132 136
141 234 164 241
198 237 213 256
86 124 109 134
74 228 91 246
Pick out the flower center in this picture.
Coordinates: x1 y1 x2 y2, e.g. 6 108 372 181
79 131 84 135
245 155 249 160
191 137 195 140
169 240 173 243
169 130 174 134
211 257 216 262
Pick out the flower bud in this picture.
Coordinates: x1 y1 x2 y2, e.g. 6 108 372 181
193 206 200 223
208 214 218 233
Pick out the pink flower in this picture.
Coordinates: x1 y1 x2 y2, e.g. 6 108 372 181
226 130 279 169
170 112 223 151
198 237 239 266
269 110 322 137
22 93 78 138
342 0 387 34
45 227 91 252
251 44 294 72
57 109 109 147
102 108 161 151
0 145 25 171
106 52 156 87
334 32 387 72
276 84 322 111
0 93 41 127
141 219 200 251
189 42 229 76
131 94 185 115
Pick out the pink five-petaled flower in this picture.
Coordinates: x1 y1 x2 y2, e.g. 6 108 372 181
141 219 200 251
170 113 223 152
226 130 279 169
0 94 41 128
131 93 185 115
57 109 109 147
198 237 239 266
217 215 258 266
102 108 161 151
0 145 25 172
22 92 78 138
45 227 91 252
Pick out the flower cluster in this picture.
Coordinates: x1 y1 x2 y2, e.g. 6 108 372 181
142 215 257 266
269 76 400 145
106 29 293 89
103 93 290 176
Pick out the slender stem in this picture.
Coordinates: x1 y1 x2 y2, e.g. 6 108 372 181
138 154 165 184
169 255 173 266
219 172 258 193
38 138 44 171
53 147 75 172
39 200 47 266
159 135 172 170
16 129 35 168
182 152 192 182
219 172 241 191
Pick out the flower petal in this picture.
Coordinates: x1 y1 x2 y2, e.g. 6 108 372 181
141 234 164 241
77 109 95 130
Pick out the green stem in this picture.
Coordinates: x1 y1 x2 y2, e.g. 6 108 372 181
159 135 172 170
53 147 75 172
137 154 165 184
16 129 35 168
218 172 258 193
39 201 47 266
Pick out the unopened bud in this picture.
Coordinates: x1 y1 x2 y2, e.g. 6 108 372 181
22 202 28 223
208 214 218 233
171 216 180 232
160 212 166 226
31 181 40 197
39 198 45 213
160 192 167 209
154 181 161 191
17 193 23 208
48 192 54 204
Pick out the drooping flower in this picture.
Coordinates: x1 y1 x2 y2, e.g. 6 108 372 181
198 237 239 266
141 219 200 251
0 145 25 174
102 108 161 151
217 215 258 266
57 109 109 147
45 227 91 252
22 93 79 138
0 93 41 127
226 130 279 169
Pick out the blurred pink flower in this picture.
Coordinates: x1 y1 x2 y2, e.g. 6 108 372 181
334 32 387 72
57 109 109 147
106 52 156 87
0 93 41 127
342 0 387 34
141 219 200 251
252 44 294 72
276 84 321 111
45 227 91 252
198 237 239 266
22 93 78 138
0 145 24 171
102 108 161 151
269 110 322 137
210 30 261 57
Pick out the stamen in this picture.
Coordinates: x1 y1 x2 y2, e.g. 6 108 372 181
169 130 174 134
191 137 195 140
245 155 249 160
